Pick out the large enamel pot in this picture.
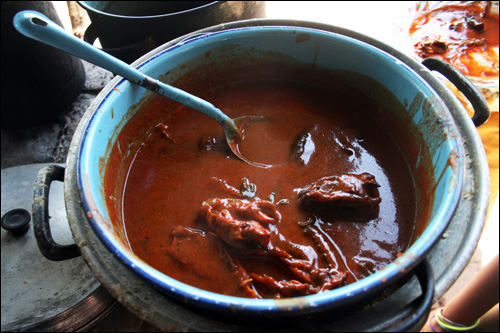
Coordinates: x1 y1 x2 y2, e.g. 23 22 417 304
34 20 490 331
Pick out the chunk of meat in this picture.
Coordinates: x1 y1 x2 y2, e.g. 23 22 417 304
166 226 260 297
249 269 346 298
200 198 280 252
249 274 314 297
166 227 229 279
199 198 347 297
298 173 381 222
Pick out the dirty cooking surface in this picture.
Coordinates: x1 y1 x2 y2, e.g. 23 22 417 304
105 78 419 299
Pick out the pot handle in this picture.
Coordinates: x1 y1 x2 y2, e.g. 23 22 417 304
373 258 434 332
32 165 80 261
298 258 434 332
422 57 490 127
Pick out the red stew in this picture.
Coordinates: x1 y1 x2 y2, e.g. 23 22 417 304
409 2 499 78
105 70 420 299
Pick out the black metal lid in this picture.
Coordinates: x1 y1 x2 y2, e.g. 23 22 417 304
1 208 31 236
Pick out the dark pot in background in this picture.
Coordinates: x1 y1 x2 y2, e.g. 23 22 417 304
1 1 86 128
77 1 266 63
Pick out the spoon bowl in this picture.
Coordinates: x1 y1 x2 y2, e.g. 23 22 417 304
227 116 272 169
13 10 265 167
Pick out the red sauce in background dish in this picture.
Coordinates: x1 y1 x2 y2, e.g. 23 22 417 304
409 2 499 78
104 67 422 299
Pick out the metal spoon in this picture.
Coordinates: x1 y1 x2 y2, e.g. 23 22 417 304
13 10 269 168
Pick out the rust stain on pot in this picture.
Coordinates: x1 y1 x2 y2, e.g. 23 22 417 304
295 32 310 43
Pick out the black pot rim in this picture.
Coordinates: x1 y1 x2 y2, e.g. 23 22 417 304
76 1 222 20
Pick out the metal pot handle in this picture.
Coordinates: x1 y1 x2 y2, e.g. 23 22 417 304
375 258 434 332
422 57 490 127
32 165 80 261
298 258 434 332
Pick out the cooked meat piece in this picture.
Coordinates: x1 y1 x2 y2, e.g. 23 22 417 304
200 198 280 252
166 226 260 297
249 273 314 297
249 270 346 297
415 40 448 56
166 226 235 280
199 197 347 297
298 173 381 222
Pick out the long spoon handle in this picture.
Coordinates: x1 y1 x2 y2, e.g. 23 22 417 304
13 10 235 131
